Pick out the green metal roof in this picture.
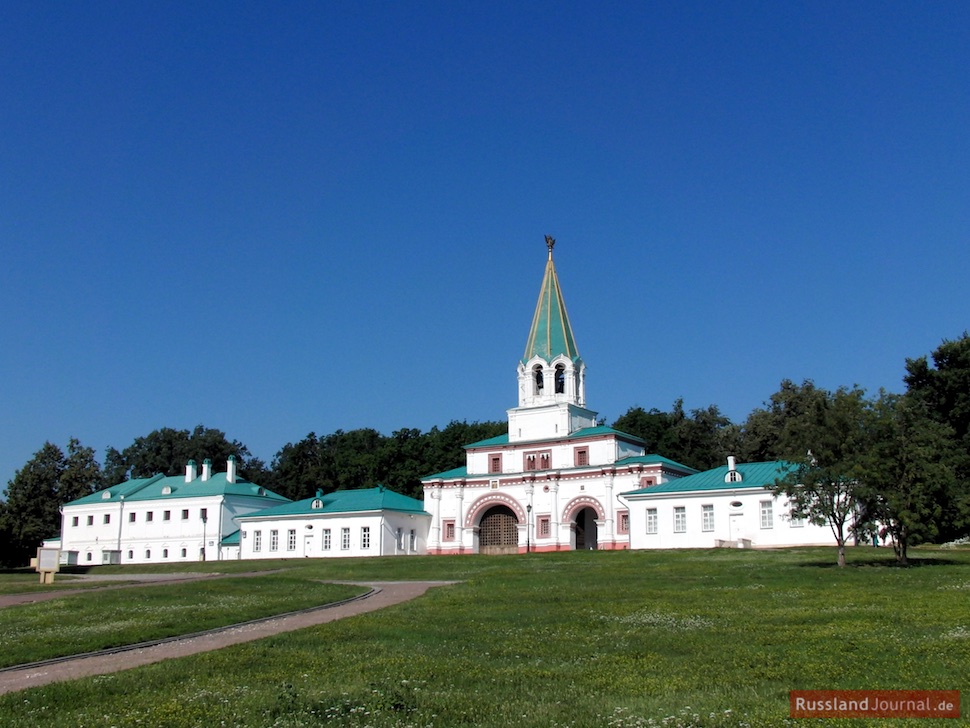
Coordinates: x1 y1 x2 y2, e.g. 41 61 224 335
615 454 698 474
621 461 794 496
237 486 429 519
522 244 581 364
422 466 469 481
464 434 510 449
64 472 290 506
221 529 241 546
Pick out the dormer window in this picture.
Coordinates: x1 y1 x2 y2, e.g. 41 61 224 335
101 491 112 500
725 470 742 483
311 499 323 510
162 485 172 495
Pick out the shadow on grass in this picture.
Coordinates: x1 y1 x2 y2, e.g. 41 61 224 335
799 556 962 568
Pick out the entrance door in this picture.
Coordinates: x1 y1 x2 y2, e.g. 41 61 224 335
304 533 314 557
575 507 598 550
729 514 744 544
479 505 519 555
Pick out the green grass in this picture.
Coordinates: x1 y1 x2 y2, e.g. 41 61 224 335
0 575 364 667
0 547 968 727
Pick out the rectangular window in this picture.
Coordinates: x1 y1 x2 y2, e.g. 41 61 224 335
103 514 110 525
538 516 551 537
702 504 714 532
287 529 296 551
361 526 371 549
127 550 133 559
128 512 136 523
163 548 168 559
180 547 187 557
790 514 805 528
341 527 350 550
181 509 189 520
200 508 207 522
617 511 630 534
86 515 94 526
145 550 150 559
269 529 279 551
673 506 686 533
760 500 774 529
253 530 262 552
443 520 456 541
396 527 403 550
72 516 79 527
146 511 153 522
646 508 658 534
409 529 416 551
163 510 171 521
489 454 502 474
322 528 331 550
574 447 589 467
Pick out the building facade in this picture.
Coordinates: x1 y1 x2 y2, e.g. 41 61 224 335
422 238 696 554
236 487 430 559
59 456 289 565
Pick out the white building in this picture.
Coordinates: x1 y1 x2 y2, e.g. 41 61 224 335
59 456 289 565
422 238 696 554
621 457 836 549
236 487 430 559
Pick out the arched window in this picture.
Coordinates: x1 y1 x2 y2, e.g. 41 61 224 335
533 365 544 394
555 364 565 393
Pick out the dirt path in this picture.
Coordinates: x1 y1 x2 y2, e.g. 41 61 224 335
0 580 456 696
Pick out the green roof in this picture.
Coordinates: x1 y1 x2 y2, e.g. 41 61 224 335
615 454 698 474
522 244 581 364
238 486 429 519
221 529 241 546
464 434 510 449
465 426 645 451
621 461 793 496
422 466 468 481
64 472 290 506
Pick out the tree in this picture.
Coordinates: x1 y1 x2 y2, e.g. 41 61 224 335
769 384 873 567
108 425 255 482
612 401 735 471
860 392 958 564
0 439 103 567
903 333 970 541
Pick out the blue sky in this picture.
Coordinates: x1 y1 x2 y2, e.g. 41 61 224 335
2 2 968 487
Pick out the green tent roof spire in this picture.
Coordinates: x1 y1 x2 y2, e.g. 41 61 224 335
522 236 581 364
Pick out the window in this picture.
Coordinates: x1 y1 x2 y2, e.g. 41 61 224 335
253 530 262 552
538 516 551 537
525 453 537 471
128 512 136 523
180 548 187 557
322 528 331 550
103 514 110 525
287 529 296 551
525 450 551 471
574 447 589 467
87 515 94 526
443 520 456 541
163 549 169 559
181 509 189 520
72 516 79 527
790 513 805 528
409 529 416 551
617 511 630 534
640 477 655 487
396 527 403 550
702 505 714 532
200 508 207 522
163 510 171 521
760 500 774 529
127 550 133 559
341 527 350 550
145 550 151 559
673 506 686 533
489 454 502 474
727 470 742 483
86 552 93 562
146 511 154 522
269 529 279 551
646 508 658 534
361 526 371 549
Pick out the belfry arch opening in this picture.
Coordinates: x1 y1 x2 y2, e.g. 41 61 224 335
533 364 544 394
555 364 565 393
478 505 519 555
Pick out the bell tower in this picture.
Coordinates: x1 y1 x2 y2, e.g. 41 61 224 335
508 237 597 442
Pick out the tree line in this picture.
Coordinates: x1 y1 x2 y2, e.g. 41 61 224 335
2 335 968 567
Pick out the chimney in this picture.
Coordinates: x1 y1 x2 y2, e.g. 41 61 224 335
202 458 212 481
185 460 197 482
227 455 237 484
727 455 737 471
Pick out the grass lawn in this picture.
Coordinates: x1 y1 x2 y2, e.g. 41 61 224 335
0 546 967 727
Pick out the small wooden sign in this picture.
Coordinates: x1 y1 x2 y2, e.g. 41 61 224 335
36 547 60 584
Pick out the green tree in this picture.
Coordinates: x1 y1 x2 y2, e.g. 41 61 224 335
108 425 255 482
769 385 873 567
861 392 958 564
613 401 735 470
0 439 103 567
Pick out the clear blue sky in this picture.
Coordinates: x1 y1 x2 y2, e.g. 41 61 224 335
2 2 968 488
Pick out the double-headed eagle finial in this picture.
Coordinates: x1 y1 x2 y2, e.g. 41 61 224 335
545 235 555 257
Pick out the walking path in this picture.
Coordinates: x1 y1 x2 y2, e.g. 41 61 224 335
0 576 456 696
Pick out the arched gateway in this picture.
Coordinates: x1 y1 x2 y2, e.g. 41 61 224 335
478 505 519 555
